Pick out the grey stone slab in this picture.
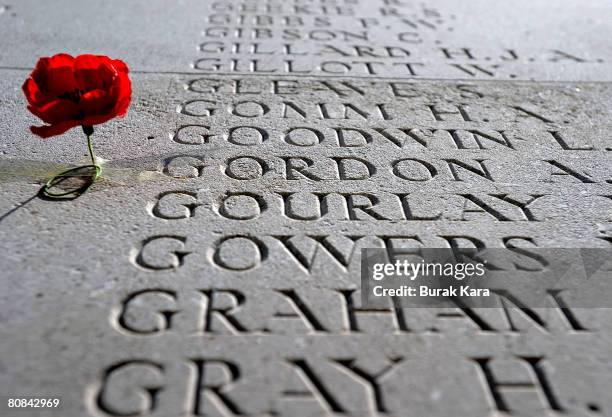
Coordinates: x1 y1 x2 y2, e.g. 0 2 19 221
2 68 612 416
0 0 611 80
2 0 612 416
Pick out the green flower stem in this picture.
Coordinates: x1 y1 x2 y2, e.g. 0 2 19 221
41 126 101 199
86 133 101 179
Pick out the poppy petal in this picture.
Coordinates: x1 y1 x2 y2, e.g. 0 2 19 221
31 53 75 84
28 99 81 124
80 89 113 116
47 66 79 99
112 59 129 74
111 73 132 117
74 54 113 72
75 55 120 91
22 78 50 107
30 120 81 139
44 53 75 67
32 54 78 98
82 114 115 126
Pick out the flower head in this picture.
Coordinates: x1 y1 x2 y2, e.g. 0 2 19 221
23 53 131 138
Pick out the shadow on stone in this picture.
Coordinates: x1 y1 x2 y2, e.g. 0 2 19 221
39 165 100 201
0 193 38 223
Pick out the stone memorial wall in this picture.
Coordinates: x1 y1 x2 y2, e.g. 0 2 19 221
1 0 611 416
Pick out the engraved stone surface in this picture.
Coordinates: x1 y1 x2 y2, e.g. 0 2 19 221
1 0 612 416
1 0 612 80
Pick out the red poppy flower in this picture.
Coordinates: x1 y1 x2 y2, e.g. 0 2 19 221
22 53 131 138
